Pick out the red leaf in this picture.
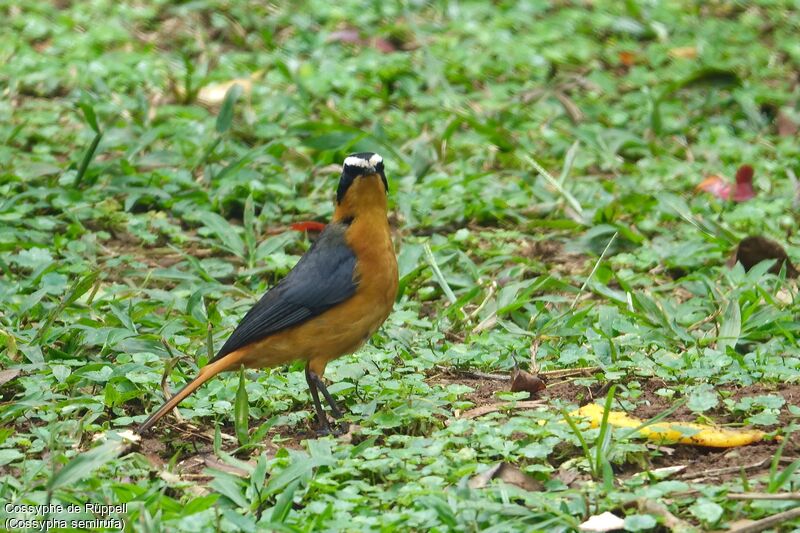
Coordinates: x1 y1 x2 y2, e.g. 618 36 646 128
696 175 732 200
328 27 397 53
290 221 326 232
734 164 754 184
328 29 362 44
732 164 755 202
371 37 397 53
696 165 755 202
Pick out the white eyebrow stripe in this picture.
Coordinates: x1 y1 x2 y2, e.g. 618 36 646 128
343 156 372 168
369 153 383 166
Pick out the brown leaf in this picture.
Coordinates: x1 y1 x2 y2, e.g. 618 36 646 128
468 463 543 491
202 455 255 477
554 465 580 487
618 51 637 66
554 91 584 123
510 368 546 398
371 37 397 54
733 235 798 277
328 28 397 53
0 369 20 387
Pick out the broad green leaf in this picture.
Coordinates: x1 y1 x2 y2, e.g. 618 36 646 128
718 299 741 352
201 212 246 258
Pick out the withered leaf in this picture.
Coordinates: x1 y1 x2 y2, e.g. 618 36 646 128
468 462 542 491
733 235 798 278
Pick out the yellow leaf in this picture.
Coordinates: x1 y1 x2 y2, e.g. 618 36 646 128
669 46 698 59
198 78 252 106
571 403 773 448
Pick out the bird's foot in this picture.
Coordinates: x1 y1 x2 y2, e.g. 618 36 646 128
314 419 350 438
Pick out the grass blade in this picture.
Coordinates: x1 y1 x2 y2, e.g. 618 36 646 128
423 242 457 305
521 154 584 218
234 366 250 446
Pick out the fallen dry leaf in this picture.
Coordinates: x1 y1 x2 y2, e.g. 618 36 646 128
731 235 798 277
696 174 729 198
732 164 755 201
696 164 755 202
338 423 363 445
669 46 698 59
193 72 264 107
328 27 397 53
509 367 546 397
638 499 695 532
468 462 542 491
197 79 252 107
202 455 255 477
618 51 637 67
572 403 773 447
776 109 798 137
579 511 626 532
0 368 21 387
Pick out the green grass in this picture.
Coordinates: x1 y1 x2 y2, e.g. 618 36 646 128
1 0 800 531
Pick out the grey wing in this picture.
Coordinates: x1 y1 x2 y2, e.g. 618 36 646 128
210 222 357 362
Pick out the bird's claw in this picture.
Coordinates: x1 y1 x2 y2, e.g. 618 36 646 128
314 419 349 438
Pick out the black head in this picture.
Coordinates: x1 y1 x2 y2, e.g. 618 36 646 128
336 152 388 204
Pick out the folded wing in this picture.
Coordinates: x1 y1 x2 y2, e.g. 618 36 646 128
211 222 357 362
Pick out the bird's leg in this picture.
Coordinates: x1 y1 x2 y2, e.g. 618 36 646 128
309 373 344 419
304 365 332 435
304 365 348 436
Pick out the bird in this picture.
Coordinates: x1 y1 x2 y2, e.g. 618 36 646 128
137 152 398 435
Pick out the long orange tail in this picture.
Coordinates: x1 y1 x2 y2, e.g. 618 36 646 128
137 351 245 433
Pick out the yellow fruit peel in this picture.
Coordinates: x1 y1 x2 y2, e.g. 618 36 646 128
570 403 771 448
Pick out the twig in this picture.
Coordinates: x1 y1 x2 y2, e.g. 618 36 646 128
164 420 237 443
729 492 800 501
449 400 545 425
679 458 769 482
436 366 508 381
521 154 584 217
539 366 601 378
467 282 496 320
726 506 800 533
529 339 540 374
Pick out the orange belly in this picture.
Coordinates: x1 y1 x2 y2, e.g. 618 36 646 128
236 289 393 374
